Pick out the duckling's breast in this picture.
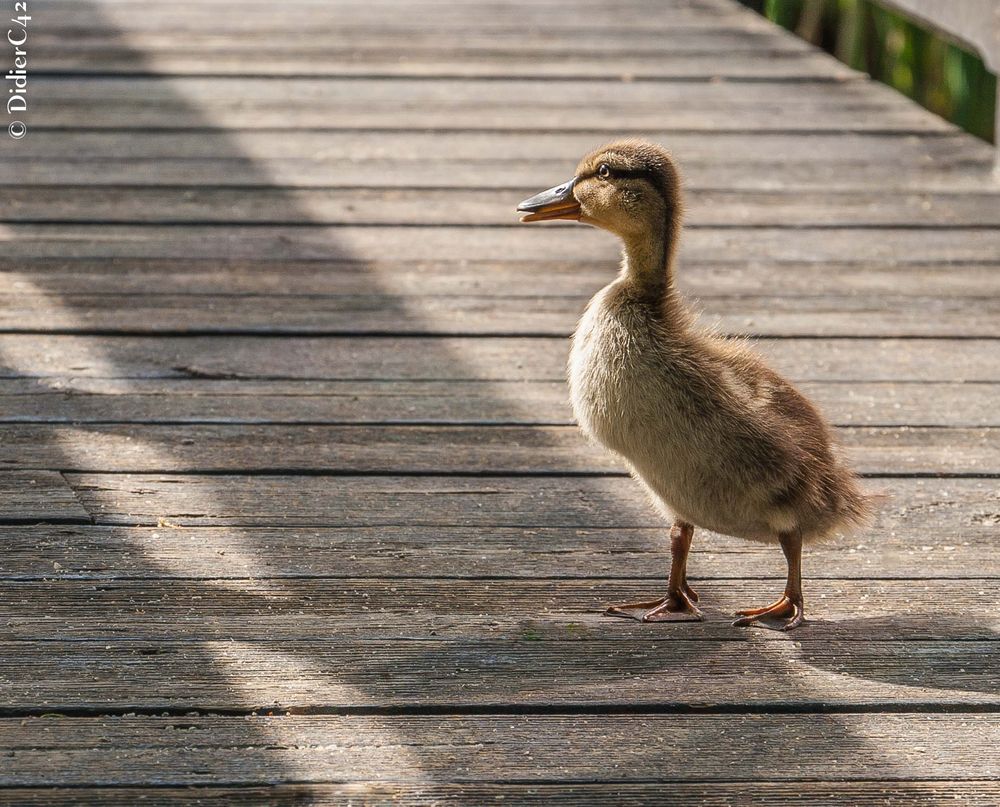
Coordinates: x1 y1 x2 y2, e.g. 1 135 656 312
567 283 671 456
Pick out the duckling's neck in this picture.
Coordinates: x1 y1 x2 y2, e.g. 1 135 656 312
619 209 683 315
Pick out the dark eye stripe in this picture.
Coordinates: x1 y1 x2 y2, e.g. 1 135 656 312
579 165 672 206
580 167 653 182
608 168 654 180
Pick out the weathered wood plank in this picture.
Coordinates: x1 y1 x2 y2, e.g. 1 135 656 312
0 379 993 427
3 639 998 710
0 291 993 337
2 517 993 580
4 225 998 265
0 336 991 382
34 0 840 83
7 132 993 190
6 187 998 227
21 10 816 74
0 714 997 786
44 0 742 11
62 474 997 529
9 157 998 189
34 30 814 57
35 0 771 28
40 1 773 34
7 131 990 168
4 424 997 474
6 259 999 298
22 78 950 131
1 783 996 807
8 130 989 164
0 472 90 524
28 15 805 36
46 51 855 80
2 577 999 641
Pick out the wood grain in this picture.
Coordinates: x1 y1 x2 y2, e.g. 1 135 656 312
1 714 998 786
2 783 997 807
6 130 992 170
0 378 993 427
7 159 998 190
23 77 950 131
8 259 1000 298
43 51 856 80
2 577 999 642
0 472 90 524
2 423 997 474
34 31 814 57
4 225 998 266
38 2 779 37
6 187 999 226
3 639 998 710
7 130 990 164
0 335 991 382
0 290 994 337
61 474 999 528
2 518 995 580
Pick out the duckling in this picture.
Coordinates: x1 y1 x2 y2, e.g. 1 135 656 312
517 139 874 631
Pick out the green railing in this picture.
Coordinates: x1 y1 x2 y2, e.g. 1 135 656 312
742 0 997 143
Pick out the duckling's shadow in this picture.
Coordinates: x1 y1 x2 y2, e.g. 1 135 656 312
787 613 1000 697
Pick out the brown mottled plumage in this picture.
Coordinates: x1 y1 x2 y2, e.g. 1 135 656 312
517 139 875 630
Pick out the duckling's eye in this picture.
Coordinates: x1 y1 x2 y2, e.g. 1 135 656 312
597 163 611 180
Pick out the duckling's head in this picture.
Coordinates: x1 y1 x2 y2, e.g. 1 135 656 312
517 139 682 240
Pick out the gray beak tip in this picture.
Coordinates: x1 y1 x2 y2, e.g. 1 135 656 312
516 177 578 213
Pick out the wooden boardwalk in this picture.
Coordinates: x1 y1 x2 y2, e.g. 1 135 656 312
1 0 999 802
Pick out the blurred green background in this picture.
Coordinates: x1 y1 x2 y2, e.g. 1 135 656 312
741 0 997 142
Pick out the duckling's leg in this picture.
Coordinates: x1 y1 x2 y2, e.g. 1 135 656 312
605 520 703 622
733 530 804 631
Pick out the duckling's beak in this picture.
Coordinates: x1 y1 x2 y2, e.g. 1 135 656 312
517 178 581 223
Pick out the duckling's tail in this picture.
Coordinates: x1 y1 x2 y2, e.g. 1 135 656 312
835 473 888 534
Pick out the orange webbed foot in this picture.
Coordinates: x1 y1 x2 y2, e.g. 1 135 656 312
732 595 804 631
605 590 703 623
